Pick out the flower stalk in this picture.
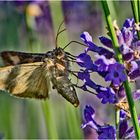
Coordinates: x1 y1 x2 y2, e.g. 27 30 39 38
131 0 140 39
101 0 140 139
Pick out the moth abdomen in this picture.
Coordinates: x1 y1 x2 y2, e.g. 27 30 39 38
52 76 79 107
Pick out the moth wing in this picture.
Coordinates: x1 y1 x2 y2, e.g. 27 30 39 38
0 62 50 99
0 51 46 66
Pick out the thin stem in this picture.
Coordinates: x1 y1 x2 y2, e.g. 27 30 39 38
138 0 140 23
115 108 120 139
101 1 140 139
131 0 140 39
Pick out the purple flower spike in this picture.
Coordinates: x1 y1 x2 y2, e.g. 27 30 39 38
98 125 116 140
82 106 116 139
99 36 113 48
96 86 117 104
105 63 127 86
119 110 135 139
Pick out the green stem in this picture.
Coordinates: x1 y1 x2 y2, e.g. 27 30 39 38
42 101 58 139
138 0 140 22
131 0 140 39
101 1 140 139
115 108 120 139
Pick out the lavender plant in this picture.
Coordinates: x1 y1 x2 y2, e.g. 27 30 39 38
77 12 140 140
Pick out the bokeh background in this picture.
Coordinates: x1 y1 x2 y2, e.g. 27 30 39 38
0 1 133 139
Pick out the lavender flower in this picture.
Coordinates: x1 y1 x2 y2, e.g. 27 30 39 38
96 86 117 104
80 32 114 58
76 53 97 71
76 18 140 106
119 110 135 139
81 105 116 140
105 63 127 87
95 55 115 72
99 36 113 48
78 17 140 140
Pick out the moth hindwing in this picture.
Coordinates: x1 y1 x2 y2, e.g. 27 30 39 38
0 48 79 107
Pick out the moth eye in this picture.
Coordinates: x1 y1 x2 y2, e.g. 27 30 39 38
52 86 56 89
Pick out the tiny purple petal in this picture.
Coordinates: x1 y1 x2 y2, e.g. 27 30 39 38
95 55 115 72
117 32 125 46
133 89 140 100
119 119 128 138
80 32 93 43
97 125 116 140
99 36 113 48
123 18 134 28
129 68 140 80
78 71 90 81
81 105 99 130
105 63 127 86
120 110 127 120
96 86 117 104
129 61 138 72
120 44 134 55
76 53 93 69
123 52 134 61
84 105 95 121
122 27 133 46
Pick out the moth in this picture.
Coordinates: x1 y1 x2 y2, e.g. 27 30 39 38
0 23 80 107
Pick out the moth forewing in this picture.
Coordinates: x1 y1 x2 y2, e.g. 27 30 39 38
0 62 50 99
0 51 46 66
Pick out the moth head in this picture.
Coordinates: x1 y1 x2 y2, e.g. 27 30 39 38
54 48 65 60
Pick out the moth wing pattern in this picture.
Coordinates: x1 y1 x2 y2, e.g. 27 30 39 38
0 62 50 99
0 51 46 66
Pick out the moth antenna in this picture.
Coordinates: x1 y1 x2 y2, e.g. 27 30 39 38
55 20 65 48
63 40 87 50
55 28 67 48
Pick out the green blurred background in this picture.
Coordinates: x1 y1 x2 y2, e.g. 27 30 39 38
0 1 133 139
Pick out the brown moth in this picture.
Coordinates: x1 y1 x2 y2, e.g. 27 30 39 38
0 47 79 107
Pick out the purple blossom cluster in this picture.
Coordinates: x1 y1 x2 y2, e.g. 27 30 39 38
82 105 139 139
77 18 140 104
77 18 140 139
